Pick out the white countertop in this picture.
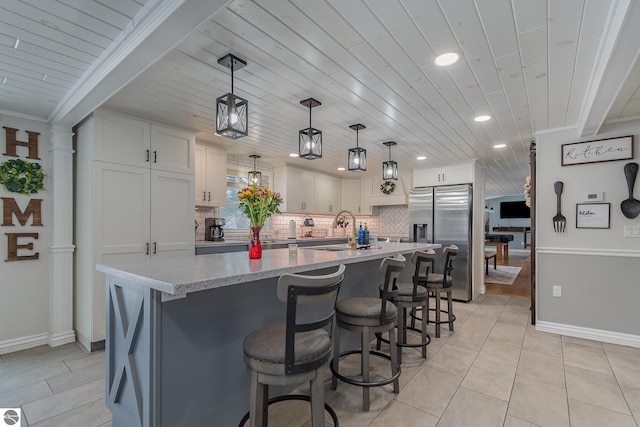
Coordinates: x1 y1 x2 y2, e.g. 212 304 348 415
97 242 440 296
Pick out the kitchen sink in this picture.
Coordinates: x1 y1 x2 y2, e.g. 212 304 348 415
309 245 353 251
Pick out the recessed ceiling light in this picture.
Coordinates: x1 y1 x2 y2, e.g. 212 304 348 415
337 167 345 171
474 115 491 122
434 52 459 67
416 156 427 160
493 144 507 149
289 153 299 157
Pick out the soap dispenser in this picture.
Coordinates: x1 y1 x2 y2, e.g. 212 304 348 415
363 223 370 245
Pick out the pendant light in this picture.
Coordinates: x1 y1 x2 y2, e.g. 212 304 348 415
299 98 322 159
248 155 261 185
216 54 248 139
348 124 366 171
382 141 398 180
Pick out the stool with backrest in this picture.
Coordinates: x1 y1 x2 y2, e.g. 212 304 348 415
241 265 345 427
425 245 458 338
330 254 405 411
384 249 435 364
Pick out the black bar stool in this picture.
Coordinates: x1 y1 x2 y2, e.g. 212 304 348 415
241 265 345 427
330 254 405 411
380 249 435 364
425 245 458 338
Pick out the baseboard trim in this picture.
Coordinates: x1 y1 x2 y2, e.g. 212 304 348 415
49 330 76 348
536 321 640 348
0 333 50 355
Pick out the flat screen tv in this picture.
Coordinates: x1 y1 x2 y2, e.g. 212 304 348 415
500 201 530 218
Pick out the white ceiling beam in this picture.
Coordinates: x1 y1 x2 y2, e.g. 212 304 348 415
577 0 639 136
49 0 233 127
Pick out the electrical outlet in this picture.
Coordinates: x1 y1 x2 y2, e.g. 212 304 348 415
553 285 562 298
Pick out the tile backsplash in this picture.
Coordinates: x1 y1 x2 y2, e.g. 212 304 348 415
195 205 410 241
380 205 409 237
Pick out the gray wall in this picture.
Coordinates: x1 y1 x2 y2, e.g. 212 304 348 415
536 124 640 341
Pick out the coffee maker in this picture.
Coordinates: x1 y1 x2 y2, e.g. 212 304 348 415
205 218 225 241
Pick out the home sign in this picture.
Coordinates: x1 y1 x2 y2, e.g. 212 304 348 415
1 126 43 261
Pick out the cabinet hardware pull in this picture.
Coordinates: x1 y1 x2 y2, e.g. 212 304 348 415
442 172 445 181
208 192 211 201
146 150 150 162
153 151 157 163
203 191 206 201
438 173 441 182
146 242 149 255
153 242 157 254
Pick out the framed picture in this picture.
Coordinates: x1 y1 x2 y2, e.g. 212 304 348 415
576 203 610 229
562 135 634 166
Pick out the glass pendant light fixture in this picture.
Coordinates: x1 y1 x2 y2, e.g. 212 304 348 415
216 54 248 139
299 98 322 159
348 124 366 172
382 141 398 180
248 155 262 185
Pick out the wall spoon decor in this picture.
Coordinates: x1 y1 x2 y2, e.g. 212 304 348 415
621 162 640 219
553 181 566 232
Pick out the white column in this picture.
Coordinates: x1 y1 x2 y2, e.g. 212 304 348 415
48 124 76 347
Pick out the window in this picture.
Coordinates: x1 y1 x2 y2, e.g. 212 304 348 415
219 167 271 230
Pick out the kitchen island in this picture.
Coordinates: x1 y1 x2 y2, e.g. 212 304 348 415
97 242 439 426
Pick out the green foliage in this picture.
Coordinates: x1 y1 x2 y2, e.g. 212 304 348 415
0 158 45 194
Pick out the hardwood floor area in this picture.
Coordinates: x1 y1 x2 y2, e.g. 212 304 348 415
485 249 532 298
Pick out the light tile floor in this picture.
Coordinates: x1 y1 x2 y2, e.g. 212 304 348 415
1 294 639 426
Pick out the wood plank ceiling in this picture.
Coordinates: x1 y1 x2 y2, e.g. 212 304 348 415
1 0 639 198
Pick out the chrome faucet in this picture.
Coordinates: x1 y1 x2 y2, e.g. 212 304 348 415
332 210 357 250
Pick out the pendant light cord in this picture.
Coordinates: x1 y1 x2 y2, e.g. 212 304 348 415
230 60 234 94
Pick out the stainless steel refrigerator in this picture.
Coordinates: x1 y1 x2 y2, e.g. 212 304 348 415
409 184 472 302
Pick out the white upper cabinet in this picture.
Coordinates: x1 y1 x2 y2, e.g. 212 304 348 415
195 144 227 207
413 162 474 187
93 110 194 173
341 179 361 213
150 125 195 174
275 166 348 213
316 174 340 214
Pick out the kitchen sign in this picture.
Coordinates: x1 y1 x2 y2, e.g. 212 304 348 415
561 135 634 166
1 126 43 261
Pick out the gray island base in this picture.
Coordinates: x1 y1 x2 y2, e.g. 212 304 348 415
97 242 439 426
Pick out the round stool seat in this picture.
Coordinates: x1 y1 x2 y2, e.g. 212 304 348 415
243 324 331 376
425 273 452 287
388 282 428 302
336 297 396 326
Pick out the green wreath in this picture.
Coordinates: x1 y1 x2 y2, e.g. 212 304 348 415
0 158 45 194
380 181 395 195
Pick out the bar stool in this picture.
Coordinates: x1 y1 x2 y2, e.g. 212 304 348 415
330 254 405 411
241 265 345 427
382 249 435 364
425 245 458 338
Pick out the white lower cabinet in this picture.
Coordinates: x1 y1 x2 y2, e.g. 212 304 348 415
74 111 195 350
